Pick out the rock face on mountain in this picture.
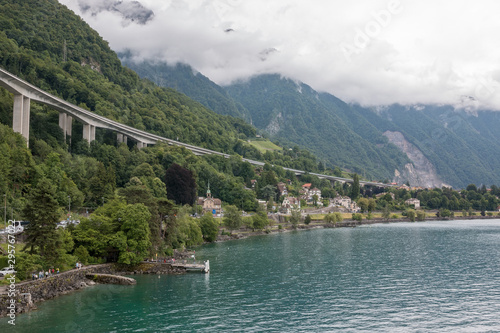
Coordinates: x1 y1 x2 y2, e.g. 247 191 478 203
384 131 447 188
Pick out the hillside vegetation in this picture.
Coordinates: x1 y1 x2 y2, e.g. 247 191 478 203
125 58 500 188
0 0 346 277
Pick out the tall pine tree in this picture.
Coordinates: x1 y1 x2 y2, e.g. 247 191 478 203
165 163 197 206
23 178 60 258
350 173 360 200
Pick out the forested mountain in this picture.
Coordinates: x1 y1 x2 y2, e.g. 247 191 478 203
354 104 500 188
125 58 500 189
0 0 328 212
120 54 250 121
224 75 410 180
123 60 409 180
0 0 257 153
4 0 499 190
0 0 342 270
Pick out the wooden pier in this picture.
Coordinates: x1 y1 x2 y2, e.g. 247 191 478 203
172 260 210 273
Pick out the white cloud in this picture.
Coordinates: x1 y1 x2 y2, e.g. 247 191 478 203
59 0 500 110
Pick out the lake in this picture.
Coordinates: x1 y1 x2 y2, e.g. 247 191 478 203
3 219 500 332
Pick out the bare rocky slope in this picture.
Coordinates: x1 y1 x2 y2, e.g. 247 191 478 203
383 131 447 188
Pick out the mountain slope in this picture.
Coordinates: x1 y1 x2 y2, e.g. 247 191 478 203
0 0 256 154
224 74 410 180
357 104 500 188
98 26 500 189
120 54 250 121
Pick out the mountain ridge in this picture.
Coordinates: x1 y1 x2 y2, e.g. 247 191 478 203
121 59 500 188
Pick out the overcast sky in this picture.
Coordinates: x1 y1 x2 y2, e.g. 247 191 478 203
59 0 500 111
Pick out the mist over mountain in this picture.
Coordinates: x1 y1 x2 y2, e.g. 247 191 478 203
122 59 500 188
120 54 249 121
74 0 154 25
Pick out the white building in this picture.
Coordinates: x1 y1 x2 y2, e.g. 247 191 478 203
405 198 421 209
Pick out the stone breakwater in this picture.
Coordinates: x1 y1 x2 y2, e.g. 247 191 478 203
86 273 136 285
0 262 187 318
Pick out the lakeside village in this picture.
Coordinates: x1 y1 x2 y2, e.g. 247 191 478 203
0 175 500 279
2 172 500 284
2 170 500 320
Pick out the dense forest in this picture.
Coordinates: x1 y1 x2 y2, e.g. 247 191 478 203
125 57 500 188
1 0 499 282
0 0 334 279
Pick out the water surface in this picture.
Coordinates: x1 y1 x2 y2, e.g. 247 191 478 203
3 219 500 332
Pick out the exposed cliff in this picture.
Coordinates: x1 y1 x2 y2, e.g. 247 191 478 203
383 131 448 188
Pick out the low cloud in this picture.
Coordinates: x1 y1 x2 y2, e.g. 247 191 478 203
59 0 500 111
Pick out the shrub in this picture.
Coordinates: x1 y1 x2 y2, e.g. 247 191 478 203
416 210 426 221
352 213 363 222
334 212 343 223
324 213 336 225
406 209 416 222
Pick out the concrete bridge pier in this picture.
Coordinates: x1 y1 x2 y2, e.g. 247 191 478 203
117 133 128 145
83 124 95 143
12 94 30 146
137 141 146 149
58 113 73 143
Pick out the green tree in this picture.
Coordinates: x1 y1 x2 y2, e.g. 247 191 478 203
416 210 426 221
177 213 203 247
88 162 116 206
439 208 452 218
367 198 376 212
334 212 343 223
74 245 90 265
382 206 391 220
406 209 416 222
289 209 302 229
252 208 268 230
111 203 152 265
199 212 219 242
350 174 360 200
324 213 336 225
223 205 242 234
23 178 60 259
165 163 197 206
304 214 312 225
260 184 277 201
352 213 363 222
312 194 319 206
357 198 369 213
267 197 275 212
13 253 43 281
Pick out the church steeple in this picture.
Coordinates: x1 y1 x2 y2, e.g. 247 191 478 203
207 181 212 198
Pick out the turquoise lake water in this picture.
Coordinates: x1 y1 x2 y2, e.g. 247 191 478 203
3 219 500 332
